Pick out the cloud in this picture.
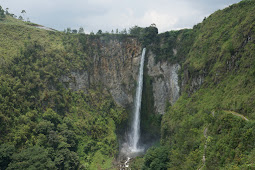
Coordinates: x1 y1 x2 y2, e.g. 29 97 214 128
141 11 178 32
1 0 242 33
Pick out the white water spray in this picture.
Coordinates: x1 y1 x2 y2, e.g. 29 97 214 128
129 48 146 152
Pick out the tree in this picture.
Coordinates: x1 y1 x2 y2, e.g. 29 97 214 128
143 146 170 170
0 6 5 20
129 25 142 36
150 23 157 27
5 8 9 15
96 30 102 35
141 24 158 46
66 27 71 33
54 148 79 170
18 15 23 21
78 27 85 34
21 10 26 17
121 28 127 34
0 144 15 169
7 146 56 170
72 29 78 34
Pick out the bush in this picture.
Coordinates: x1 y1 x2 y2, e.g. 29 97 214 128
0 144 15 169
142 146 170 170
0 6 5 20
7 146 55 170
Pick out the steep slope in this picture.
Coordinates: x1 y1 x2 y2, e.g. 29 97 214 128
138 0 255 169
0 14 143 169
1 0 255 169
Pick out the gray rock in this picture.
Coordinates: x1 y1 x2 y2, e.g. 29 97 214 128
147 51 180 114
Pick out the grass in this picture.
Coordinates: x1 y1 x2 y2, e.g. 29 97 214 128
0 16 64 63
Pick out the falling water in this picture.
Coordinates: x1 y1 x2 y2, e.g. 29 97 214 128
129 48 146 152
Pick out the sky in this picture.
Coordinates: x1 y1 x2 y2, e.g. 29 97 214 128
0 0 242 33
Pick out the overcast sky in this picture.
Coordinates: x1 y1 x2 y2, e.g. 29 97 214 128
1 0 242 33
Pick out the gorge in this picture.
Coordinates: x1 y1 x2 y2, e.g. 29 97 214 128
1 0 255 169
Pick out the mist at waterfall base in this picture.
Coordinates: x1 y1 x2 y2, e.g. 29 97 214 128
119 48 152 159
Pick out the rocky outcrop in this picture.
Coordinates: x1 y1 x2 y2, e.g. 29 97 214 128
90 38 142 107
60 37 142 108
181 69 205 95
60 71 89 92
147 51 181 114
60 37 182 114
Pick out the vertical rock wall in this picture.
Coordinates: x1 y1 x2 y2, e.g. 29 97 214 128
60 37 182 114
90 38 142 107
147 51 181 114
60 37 142 108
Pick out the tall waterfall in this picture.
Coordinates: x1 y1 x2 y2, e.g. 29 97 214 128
129 48 146 152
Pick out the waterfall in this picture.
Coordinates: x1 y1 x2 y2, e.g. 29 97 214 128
129 48 146 152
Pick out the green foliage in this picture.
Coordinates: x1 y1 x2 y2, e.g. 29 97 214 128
130 25 195 64
141 25 158 47
7 146 56 170
1 1 255 169
140 61 161 143
155 29 196 63
206 113 255 168
0 144 15 169
140 1 255 169
129 24 159 48
96 29 102 35
54 148 80 170
159 90 255 169
185 0 255 72
142 146 170 170
0 15 129 169
130 156 145 170
0 6 5 20
89 150 114 170
129 25 143 37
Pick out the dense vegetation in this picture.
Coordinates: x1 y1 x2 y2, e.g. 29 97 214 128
0 6 5 20
1 0 255 169
0 11 130 169
137 0 255 169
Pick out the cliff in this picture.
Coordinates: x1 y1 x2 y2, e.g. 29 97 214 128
59 35 181 115
60 37 142 108
144 1 255 169
1 0 255 169
147 51 180 114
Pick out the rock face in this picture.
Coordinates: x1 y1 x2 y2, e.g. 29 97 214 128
60 37 142 108
60 37 181 114
60 71 89 92
90 38 142 108
147 51 181 114
181 69 205 95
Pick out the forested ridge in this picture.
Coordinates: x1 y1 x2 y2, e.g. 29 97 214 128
133 0 255 169
0 9 129 169
1 0 255 169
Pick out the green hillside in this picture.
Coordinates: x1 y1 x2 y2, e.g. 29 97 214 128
0 14 129 169
1 0 255 169
138 0 255 169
